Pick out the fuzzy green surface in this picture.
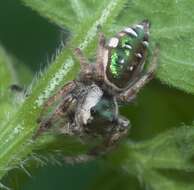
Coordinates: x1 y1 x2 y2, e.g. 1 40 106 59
21 0 194 94
0 46 17 123
0 0 128 180
88 125 194 190
1 0 194 189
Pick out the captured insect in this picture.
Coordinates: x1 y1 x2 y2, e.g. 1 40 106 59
37 20 159 155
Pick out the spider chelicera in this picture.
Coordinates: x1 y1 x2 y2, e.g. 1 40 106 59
37 20 159 154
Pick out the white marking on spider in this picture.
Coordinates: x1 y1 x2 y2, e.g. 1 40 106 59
120 59 125 64
129 66 134 71
125 44 132 49
142 41 149 47
80 84 103 125
136 53 142 58
108 37 119 48
136 24 144 30
124 28 138 37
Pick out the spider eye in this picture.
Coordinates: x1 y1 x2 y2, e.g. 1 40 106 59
106 20 150 89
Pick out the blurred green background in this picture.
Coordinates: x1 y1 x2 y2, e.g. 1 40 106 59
1 0 194 189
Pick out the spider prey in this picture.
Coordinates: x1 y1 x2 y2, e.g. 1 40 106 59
37 20 159 155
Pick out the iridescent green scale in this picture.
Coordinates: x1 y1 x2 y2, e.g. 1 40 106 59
106 21 149 89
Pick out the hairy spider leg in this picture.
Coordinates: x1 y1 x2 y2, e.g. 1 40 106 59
117 46 159 102
44 81 76 107
37 94 75 136
106 97 130 145
74 32 106 83
95 32 106 81
74 48 94 81
36 82 76 136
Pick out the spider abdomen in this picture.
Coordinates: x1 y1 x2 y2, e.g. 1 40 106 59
106 20 150 89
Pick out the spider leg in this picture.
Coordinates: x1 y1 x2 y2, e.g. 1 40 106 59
36 94 75 136
36 81 76 137
74 48 93 81
107 97 130 145
107 119 129 147
96 32 106 57
89 115 130 155
74 48 90 67
95 32 107 81
44 81 76 107
118 46 160 102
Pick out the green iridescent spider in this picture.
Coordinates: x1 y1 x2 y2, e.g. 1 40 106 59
37 20 159 153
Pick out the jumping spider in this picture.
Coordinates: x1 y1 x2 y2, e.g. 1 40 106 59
37 20 159 154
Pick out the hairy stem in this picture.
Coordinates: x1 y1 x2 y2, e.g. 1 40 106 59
0 0 127 179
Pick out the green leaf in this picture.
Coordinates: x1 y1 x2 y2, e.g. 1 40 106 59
119 126 194 189
4 0 194 187
94 126 194 190
89 167 194 190
127 126 194 171
88 169 141 190
0 46 16 92
143 170 194 190
21 0 115 30
21 0 194 94
0 0 129 180
0 46 18 123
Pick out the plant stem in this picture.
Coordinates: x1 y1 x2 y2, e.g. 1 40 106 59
0 0 127 179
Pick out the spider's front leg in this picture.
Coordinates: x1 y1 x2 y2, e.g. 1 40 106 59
118 46 160 102
74 48 94 82
95 32 107 82
74 32 107 83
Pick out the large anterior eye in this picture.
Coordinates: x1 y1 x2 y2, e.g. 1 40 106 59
106 20 150 89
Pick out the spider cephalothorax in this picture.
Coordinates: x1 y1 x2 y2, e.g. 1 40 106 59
37 20 159 155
